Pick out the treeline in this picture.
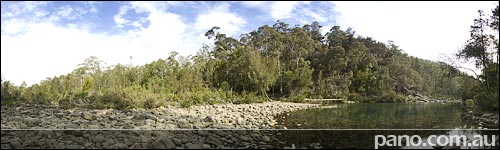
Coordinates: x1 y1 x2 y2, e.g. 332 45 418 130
1 20 471 109
450 4 499 113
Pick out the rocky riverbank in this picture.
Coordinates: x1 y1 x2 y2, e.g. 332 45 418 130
1 101 324 149
407 93 461 103
1 101 319 129
462 110 499 129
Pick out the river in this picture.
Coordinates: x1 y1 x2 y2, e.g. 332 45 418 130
273 103 499 149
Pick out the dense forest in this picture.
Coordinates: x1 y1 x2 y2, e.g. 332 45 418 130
1 5 497 112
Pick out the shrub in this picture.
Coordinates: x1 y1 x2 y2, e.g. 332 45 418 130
144 94 164 109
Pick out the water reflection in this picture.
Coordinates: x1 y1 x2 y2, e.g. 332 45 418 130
275 103 499 149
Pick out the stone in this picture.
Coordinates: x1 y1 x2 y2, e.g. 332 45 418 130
141 135 152 143
10 140 22 149
64 123 79 129
204 116 215 122
178 122 192 129
93 135 105 143
114 143 128 149
185 143 203 149
81 112 96 121
262 136 271 142
173 138 183 146
260 145 273 149
207 136 223 146
108 115 118 120
145 119 155 125
25 118 41 127
150 138 166 149
145 113 156 120
214 130 229 137
240 136 251 142
88 125 99 129
202 144 211 149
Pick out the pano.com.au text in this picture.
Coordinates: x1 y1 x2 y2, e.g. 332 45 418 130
374 134 497 149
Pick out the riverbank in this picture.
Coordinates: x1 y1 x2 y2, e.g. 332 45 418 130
407 93 462 103
462 106 499 129
1 101 321 149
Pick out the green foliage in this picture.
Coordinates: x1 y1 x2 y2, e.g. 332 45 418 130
452 4 499 113
144 94 164 109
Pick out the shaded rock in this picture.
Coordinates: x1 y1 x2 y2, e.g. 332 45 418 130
149 136 176 149
240 135 251 142
25 118 41 127
263 136 271 142
172 138 182 146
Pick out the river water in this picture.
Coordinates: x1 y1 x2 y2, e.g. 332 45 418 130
274 103 499 149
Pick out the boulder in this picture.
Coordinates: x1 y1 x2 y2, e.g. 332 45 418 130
81 112 97 121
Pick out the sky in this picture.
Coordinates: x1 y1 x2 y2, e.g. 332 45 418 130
1 1 498 86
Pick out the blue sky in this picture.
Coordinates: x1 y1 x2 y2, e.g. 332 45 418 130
1 1 497 86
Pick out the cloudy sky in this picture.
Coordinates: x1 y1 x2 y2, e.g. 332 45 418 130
1 1 497 86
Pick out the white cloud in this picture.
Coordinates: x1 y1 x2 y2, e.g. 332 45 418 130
241 1 311 20
185 3 248 54
113 5 130 28
332 1 496 61
331 1 497 75
56 5 74 19
270 1 302 20
193 4 246 36
2 1 190 86
241 1 271 10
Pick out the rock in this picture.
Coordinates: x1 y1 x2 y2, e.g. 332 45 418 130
260 145 273 149
145 119 155 125
25 118 41 127
93 135 105 143
81 112 96 121
236 117 245 125
173 138 182 146
145 113 156 120
10 140 22 149
133 113 154 120
214 130 229 137
202 144 211 149
178 122 192 129
164 138 177 149
204 116 215 122
263 136 271 142
66 144 80 149
114 143 128 149
185 143 203 149
240 135 251 142
141 135 152 143
64 123 79 129
88 124 99 129
482 113 494 118
108 115 118 120
150 138 166 149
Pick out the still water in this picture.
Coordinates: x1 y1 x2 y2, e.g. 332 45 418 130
274 103 498 149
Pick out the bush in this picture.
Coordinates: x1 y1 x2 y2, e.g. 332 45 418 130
474 91 499 112
144 94 164 109
233 91 264 104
